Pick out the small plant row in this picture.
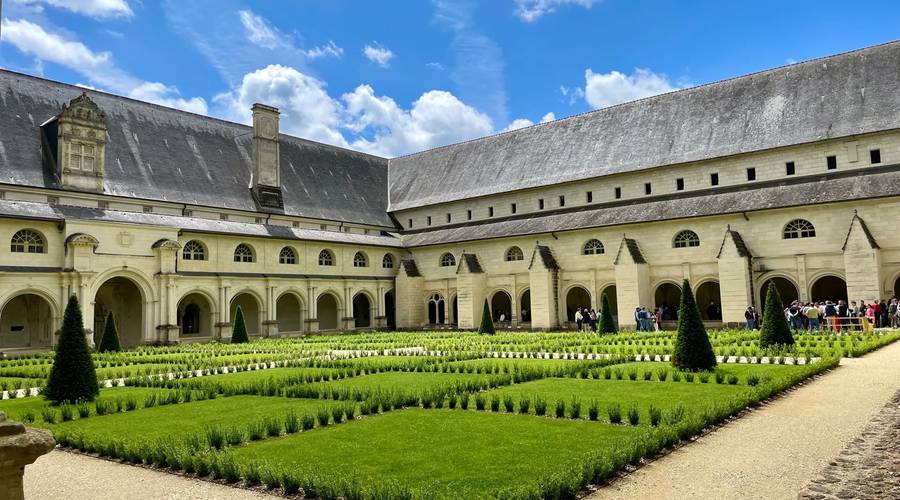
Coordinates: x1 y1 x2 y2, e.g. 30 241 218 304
20 389 218 425
589 366 762 386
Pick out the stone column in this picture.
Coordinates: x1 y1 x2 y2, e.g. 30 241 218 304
215 281 232 340
262 281 279 338
613 237 651 331
842 214 883 302
395 260 425 328
456 256 486 330
0 412 55 500
528 244 560 330
717 229 754 327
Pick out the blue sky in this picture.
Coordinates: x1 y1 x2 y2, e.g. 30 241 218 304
2 0 900 157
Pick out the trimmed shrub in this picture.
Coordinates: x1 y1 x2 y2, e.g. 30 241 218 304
588 400 599 421
478 299 495 335
518 397 531 414
490 395 500 412
627 405 640 426
607 404 622 424
44 295 99 404
231 305 249 344
759 285 795 348
97 311 122 353
534 398 547 416
648 405 662 427
599 293 617 334
503 395 514 413
554 400 566 418
672 279 717 371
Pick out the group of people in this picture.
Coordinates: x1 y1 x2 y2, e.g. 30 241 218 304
745 297 900 331
573 307 598 332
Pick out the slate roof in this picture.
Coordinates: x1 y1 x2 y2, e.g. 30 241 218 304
842 213 880 251
457 253 484 274
399 168 900 247
529 244 559 271
387 40 900 211
0 199 402 247
717 229 752 258
615 238 647 265
0 70 392 227
400 259 422 277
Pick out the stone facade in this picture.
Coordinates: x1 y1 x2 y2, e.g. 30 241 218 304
2 43 900 351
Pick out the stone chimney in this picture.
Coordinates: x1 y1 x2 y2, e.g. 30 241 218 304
251 103 283 209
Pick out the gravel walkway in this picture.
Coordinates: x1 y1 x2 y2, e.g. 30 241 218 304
24 450 278 500
592 339 900 500
800 390 900 500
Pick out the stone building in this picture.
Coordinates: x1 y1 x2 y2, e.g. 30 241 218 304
1 41 899 351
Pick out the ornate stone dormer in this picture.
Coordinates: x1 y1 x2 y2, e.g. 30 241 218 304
56 93 108 192
252 103 284 210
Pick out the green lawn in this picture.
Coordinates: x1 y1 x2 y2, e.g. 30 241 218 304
230 408 642 498
313 370 489 392
444 357 580 370
48 395 340 442
0 387 166 421
186 366 341 387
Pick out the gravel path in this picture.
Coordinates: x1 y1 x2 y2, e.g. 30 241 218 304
592 339 900 500
24 450 278 500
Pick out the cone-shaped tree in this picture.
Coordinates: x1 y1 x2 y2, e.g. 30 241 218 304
97 311 122 353
231 306 250 343
599 293 617 334
672 279 717 371
44 295 99 404
759 285 795 348
478 299 495 335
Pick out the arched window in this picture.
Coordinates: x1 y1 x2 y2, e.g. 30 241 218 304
382 253 395 269
353 251 368 268
783 219 816 239
440 253 456 267
673 230 700 248
318 249 334 266
182 240 206 261
279 246 297 264
505 246 524 261
10 229 45 253
582 239 604 255
233 243 254 263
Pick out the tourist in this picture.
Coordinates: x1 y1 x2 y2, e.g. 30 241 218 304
823 301 837 331
787 301 803 330
634 307 642 331
890 298 899 328
805 303 821 331
589 308 598 332
654 307 662 331
878 300 889 329
744 306 757 329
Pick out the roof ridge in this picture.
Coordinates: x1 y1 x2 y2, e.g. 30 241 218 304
388 39 900 162
0 68 388 162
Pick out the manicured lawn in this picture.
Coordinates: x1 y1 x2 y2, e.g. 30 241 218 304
484 377 745 422
230 408 642 498
313 370 488 392
619 361 807 381
48 395 339 441
189 366 341 387
444 357 579 370
0 387 166 421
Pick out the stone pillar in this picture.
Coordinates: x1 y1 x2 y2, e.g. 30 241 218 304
717 229 754 327
375 283 387 328
613 237 651 330
528 244 559 330
395 260 425 328
215 281 232 340
0 412 55 500
262 281 279 338
456 254 486 330
842 214 883 302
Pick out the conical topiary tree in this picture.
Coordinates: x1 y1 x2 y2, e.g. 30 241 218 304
97 311 122 353
672 279 717 371
599 293 617 334
44 295 99 404
478 298 495 335
759 285 795 348
231 306 249 344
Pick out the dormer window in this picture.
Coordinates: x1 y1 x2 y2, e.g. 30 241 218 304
68 143 96 171
49 93 108 192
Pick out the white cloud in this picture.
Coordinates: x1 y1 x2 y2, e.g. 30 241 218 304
238 9 289 50
362 43 394 68
343 85 492 157
501 111 556 132
0 18 207 113
13 0 133 18
426 61 445 70
434 1 508 125
583 68 684 109
214 64 347 147
128 82 208 115
514 0 601 22
306 41 343 60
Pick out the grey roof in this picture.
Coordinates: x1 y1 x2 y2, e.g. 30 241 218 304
388 41 900 211
615 238 646 265
0 199 402 247
0 70 392 227
529 244 559 271
400 168 900 247
717 229 752 258
842 213 880 251
456 253 484 274
400 259 422 277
